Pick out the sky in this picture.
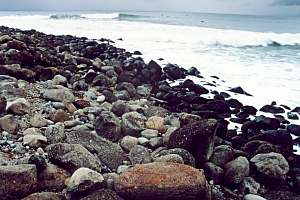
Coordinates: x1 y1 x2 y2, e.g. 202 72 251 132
0 0 299 15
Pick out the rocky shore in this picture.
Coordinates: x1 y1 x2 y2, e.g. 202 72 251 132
0 25 300 200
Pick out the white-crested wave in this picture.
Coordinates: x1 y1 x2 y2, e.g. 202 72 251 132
49 13 146 20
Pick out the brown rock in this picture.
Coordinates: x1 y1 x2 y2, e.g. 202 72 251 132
0 164 37 199
0 114 18 133
64 102 77 114
0 96 6 114
146 116 166 133
49 109 70 123
38 163 70 192
74 99 91 109
115 162 210 200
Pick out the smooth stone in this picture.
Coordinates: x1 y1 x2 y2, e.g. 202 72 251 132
23 134 47 148
49 109 70 123
30 113 51 128
154 154 184 164
6 98 30 115
114 162 210 200
0 115 18 133
120 136 139 152
22 192 64 200
67 167 104 195
145 116 166 133
210 145 235 166
80 189 124 200
203 162 224 184
52 74 67 86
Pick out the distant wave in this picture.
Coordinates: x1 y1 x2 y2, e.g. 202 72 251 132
49 13 147 20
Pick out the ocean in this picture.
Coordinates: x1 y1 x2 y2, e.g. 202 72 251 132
0 11 300 110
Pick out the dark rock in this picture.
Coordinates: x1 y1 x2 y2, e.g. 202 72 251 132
224 156 249 184
291 107 300 114
121 112 146 137
22 192 64 200
260 104 285 114
65 131 127 171
80 189 124 200
228 86 252 96
95 111 121 142
153 148 196 167
0 96 6 114
102 90 118 103
168 119 218 165
116 82 137 98
205 100 230 114
28 155 47 172
242 105 257 115
287 112 299 120
203 162 224 184
181 79 209 94
241 115 280 134
111 101 131 117
287 124 300 136
133 51 142 55
210 145 235 166
163 63 186 81
46 143 102 173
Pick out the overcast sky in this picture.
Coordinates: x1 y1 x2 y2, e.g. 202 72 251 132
0 0 299 15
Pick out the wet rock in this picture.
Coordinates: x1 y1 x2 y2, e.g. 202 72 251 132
168 119 218 165
182 79 209 94
22 192 64 200
111 101 131 117
0 164 37 199
65 131 127 171
95 111 121 142
6 98 30 115
145 116 166 133
0 114 18 133
141 129 159 139
287 112 299 120
120 136 139 152
291 107 300 114
46 143 102 173
145 106 170 118
67 167 104 197
129 145 152 165
43 88 75 102
121 111 146 136
37 163 70 192
250 152 289 180
224 156 250 184
229 86 252 96
153 148 196 167
154 154 184 164
74 99 91 109
241 115 280 134
115 162 210 200
163 63 186 81
287 124 300 136
260 104 285 114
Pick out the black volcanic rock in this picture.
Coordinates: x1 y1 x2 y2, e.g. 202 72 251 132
260 104 285 114
287 124 300 136
229 86 252 96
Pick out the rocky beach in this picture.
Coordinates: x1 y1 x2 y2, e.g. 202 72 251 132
0 25 300 200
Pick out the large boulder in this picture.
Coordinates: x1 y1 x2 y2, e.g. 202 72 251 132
250 152 289 180
168 119 218 165
114 162 210 200
46 143 102 173
0 164 37 199
42 88 75 102
65 131 127 171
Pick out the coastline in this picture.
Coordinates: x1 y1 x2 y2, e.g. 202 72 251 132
0 26 300 199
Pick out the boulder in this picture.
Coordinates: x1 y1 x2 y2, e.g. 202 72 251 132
224 156 249 184
120 136 139 152
65 131 127 171
81 189 124 200
46 143 102 173
22 192 64 200
129 145 152 165
168 119 218 165
6 98 30 115
114 162 210 200
121 112 146 136
210 145 235 166
250 152 289 180
145 116 166 133
0 114 18 133
0 164 37 199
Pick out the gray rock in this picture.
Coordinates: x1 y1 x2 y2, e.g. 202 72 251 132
153 148 196 167
224 156 250 184
163 127 178 145
240 177 260 194
43 88 75 102
81 189 124 200
136 85 151 97
67 167 104 196
44 123 65 143
46 143 102 173
121 112 146 136
0 164 37 199
129 145 152 165
149 137 163 148
250 152 289 180
0 114 18 133
120 136 139 152
111 101 131 117
23 134 47 148
30 113 51 128
210 145 235 166
145 106 170 118
65 131 127 171
22 192 64 200
168 119 218 165
52 74 67 86
95 111 121 142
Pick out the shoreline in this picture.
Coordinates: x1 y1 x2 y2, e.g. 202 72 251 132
0 26 300 200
